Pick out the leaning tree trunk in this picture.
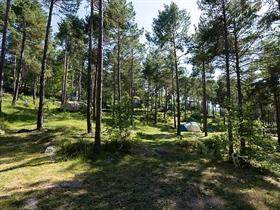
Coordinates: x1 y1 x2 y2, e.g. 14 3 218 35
12 27 26 107
37 0 54 129
0 0 11 113
202 60 208 137
222 0 234 157
234 21 245 154
87 0 94 134
94 0 103 153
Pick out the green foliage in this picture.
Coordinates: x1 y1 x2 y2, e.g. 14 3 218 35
241 119 275 151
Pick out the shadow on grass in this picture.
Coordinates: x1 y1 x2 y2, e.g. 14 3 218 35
1 150 279 210
0 106 37 124
137 132 176 141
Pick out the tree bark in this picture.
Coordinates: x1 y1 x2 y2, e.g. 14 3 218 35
154 87 158 124
0 0 11 113
61 49 69 107
77 67 82 101
87 0 94 133
274 92 280 151
173 41 181 136
233 20 245 154
113 65 116 120
171 67 176 129
129 48 134 126
37 0 54 129
13 56 17 95
164 87 168 119
12 27 26 107
94 0 103 153
202 60 208 137
33 74 37 104
117 30 121 104
222 0 234 157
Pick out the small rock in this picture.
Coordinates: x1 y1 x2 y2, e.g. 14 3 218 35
24 198 38 210
44 146 56 155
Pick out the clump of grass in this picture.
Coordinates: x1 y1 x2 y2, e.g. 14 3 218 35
57 139 93 160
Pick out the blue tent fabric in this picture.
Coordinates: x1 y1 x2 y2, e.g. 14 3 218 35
180 124 188 132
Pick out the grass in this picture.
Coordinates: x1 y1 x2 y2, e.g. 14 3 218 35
0 94 280 210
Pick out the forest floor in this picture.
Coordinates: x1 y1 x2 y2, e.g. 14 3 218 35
0 94 280 210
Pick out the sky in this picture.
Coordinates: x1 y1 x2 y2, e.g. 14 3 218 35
55 0 201 38
130 0 201 34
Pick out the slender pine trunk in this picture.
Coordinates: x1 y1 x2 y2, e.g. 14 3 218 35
113 65 116 120
274 93 280 151
234 21 245 154
0 0 11 113
164 87 168 119
37 0 54 129
171 67 176 129
33 74 37 104
87 0 94 134
154 87 158 125
129 49 134 126
13 56 17 95
117 30 121 104
222 0 234 157
61 49 69 107
78 67 82 101
94 0 103 153
173 40 181 136
202 60 208 137
12 27 26 107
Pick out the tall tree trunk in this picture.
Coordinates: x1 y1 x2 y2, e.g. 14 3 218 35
171 67 176 129
77 67 82 101
274 92 280 151
233 20 245 154
0 0 11 113
93 68 97 121
12 27 26 107
113 65 116 120
87 0 94 134
117 30 121 104
173 40 181 136
164 87 168 119
222 0 234 157
61 49 69 107
13 56 17 95
94 0 103 153
202 60 208 137
154 87 158 124
129 48 134 126
33 74 37 104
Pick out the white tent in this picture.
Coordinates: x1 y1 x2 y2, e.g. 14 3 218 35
186 122 201 132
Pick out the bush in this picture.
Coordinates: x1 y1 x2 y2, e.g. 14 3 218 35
202 134 228 158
